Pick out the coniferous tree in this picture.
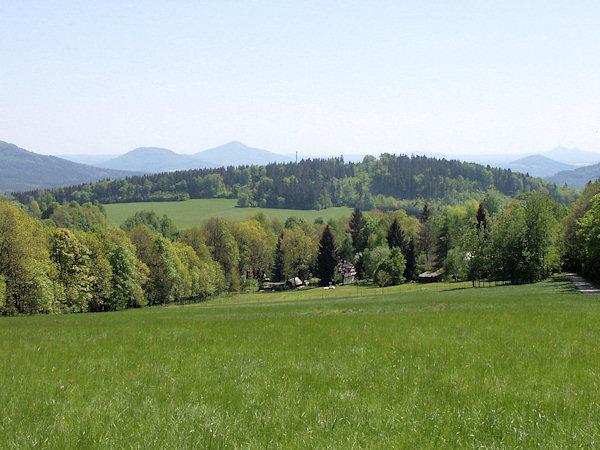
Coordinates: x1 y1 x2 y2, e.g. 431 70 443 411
387 218 404 249
349 207 366 253
272 235 285 282
418 203 435 266
403 239 417 281
317 225 338 286
476 203 490 231
435 220 450 267
420 203 431 223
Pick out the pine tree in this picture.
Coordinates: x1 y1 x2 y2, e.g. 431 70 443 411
404 238 417 281
387 218 405 249
418 203 435 266
420 203 431 223
272 235 285 282
349 207 366 253
476 203 490 232
317 225 338 286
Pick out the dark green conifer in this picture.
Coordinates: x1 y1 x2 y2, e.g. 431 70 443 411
272 235 285 282
317 225 338 286
387 218 405 249
349 207 366 253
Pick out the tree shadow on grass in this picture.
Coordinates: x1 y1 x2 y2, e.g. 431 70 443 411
442 282 511 292
549 274 589 294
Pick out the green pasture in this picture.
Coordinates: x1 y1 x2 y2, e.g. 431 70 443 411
2 277 600 447
103 198 353 228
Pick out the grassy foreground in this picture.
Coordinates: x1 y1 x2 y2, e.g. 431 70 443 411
104 198 353 228
1 277 599 447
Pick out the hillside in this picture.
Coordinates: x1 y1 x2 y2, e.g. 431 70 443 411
546 163 600 189
2 280 599 447
58 154 118 165
14 153 580 208
0 141 137 193
96 147 216 172
506 155 575 178
194 141 293 166
541 146 600 165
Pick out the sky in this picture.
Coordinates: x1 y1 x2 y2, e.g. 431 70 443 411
1 1 599 157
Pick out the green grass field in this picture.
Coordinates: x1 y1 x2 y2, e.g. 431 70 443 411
103 198 353 228
2 277 600 447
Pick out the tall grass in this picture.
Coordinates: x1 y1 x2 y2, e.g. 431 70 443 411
1 277 599 447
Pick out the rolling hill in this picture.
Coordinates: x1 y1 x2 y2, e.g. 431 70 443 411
545 163 600 189
96 147 216 173
194 141 293 166
541 146 600 166
58 154 118 165
506 155 575 178
0 141 138 193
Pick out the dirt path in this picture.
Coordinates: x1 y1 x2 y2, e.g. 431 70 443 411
563 273 600 295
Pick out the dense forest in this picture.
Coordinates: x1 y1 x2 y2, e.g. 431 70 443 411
13 154 579 212
1 176 599 315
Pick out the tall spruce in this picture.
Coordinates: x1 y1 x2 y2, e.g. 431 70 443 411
420 203 431 223
349 207 366 253
404 239 417 281
317 225 338 286
418 203 435 266
387 218 404 249
271 235 285 282
476 203 490 231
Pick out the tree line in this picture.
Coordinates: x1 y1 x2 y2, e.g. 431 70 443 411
2 181 599 315
12 154 578 213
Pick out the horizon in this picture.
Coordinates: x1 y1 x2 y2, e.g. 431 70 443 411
2 2 599 157
6 138 599 161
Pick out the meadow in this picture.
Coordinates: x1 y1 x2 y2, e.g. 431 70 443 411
104 198 353 228
1 277 599 447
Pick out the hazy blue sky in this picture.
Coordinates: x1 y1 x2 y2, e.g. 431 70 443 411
1 1 599 156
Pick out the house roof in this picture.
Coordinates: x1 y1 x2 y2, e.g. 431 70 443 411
418 271 442 278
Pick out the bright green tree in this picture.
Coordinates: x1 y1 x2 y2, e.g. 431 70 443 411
109 244 146 309
49 228 94 312
0 202 54 314
204 218 240 290
577 193 600 283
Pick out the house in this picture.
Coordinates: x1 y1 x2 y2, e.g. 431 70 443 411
418 271 443 283
287 277 305 289
337 260 357 284
264 277 306 291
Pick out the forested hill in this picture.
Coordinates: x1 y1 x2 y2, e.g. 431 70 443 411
0 141 138 193
13 153 579 209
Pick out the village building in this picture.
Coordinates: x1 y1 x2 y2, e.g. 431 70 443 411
337 260 357 284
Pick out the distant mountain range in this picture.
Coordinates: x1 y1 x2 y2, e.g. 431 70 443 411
425 146 600 184
505 155 576 178
540 146 600 165
63 141 294 173
545 163 600 190
57 154 119 165
97 147 216 172
193 141 293 167
445 146 600 170
0 141 138 193
4 139 600 193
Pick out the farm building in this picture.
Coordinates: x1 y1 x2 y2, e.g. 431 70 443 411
264 277 306 291
418 271 443 283
337 260 357 284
